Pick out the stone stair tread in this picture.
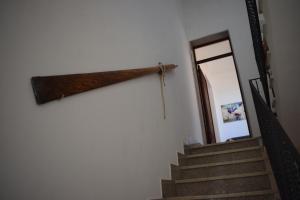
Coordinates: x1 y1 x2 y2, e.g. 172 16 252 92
184 137 261 150
175 171 268 184
158 190 274 200
182 146 262 159
179 157 264 170
156 138 276 200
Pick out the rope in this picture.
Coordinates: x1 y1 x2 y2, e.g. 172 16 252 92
158 62 166 119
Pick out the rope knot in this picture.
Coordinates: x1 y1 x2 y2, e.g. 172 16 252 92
158 62 166 119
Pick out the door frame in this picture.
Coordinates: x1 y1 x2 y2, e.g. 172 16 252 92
190 31 253 144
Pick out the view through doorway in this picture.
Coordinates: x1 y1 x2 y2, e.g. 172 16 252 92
192 32 251 144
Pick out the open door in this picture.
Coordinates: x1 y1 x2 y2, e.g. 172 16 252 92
191 31 251 144
196 65 216 143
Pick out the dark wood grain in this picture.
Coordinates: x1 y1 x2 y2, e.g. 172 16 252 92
31 64 177 104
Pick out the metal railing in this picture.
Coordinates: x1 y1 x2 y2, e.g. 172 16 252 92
245 0 270 107
246 0 300 199
250 78 300 200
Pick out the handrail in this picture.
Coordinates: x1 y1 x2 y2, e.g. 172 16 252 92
245 0 271 107
250 78 300 200
31 64 177 104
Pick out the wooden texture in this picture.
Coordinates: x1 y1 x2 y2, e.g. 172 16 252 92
198 67 216 143
31 64 177 104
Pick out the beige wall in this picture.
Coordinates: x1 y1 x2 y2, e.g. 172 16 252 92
181 0 261 137
262 0 300 150
0 0 203 199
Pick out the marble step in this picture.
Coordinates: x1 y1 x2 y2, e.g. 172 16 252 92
184 137 260 155
156 190 274 200
162 172 271 197
184 137 260 154
178 146 263 166
172 157 266 179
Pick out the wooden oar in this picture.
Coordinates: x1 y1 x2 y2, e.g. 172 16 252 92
31 64 177 104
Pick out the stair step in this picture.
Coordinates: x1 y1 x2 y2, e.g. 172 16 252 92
175 171 268 183
173 157 266 179
179 157 264 170
185 137 260 155
159 190 274 200
174 172 271 197
179 147 263 166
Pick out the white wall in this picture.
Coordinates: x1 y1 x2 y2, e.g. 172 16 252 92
262 0 300 151
201 57 250 142
181 0 261 137
0 1 202 199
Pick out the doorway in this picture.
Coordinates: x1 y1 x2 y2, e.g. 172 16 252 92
191 31 251 144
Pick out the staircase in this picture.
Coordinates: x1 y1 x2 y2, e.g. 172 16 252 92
155 137 280 200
